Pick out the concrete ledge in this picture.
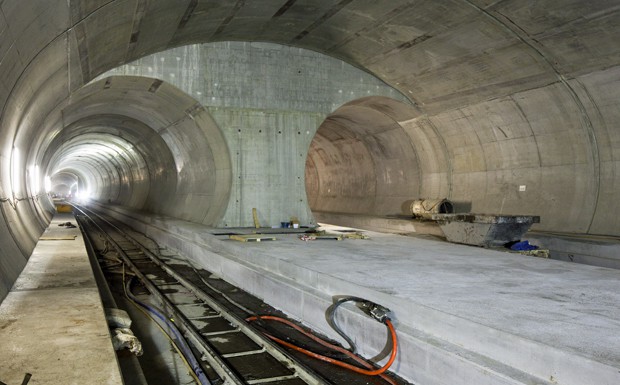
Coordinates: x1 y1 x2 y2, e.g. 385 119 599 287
0 213 122 385
315 212 620 271
527 232 620 270
97 204 620 385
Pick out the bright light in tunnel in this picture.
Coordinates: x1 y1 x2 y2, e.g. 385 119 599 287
75 188 91 201
11 147 20 195
73 181 91 201
44 176 52 193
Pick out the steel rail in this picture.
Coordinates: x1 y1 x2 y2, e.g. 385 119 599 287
73 203 330 385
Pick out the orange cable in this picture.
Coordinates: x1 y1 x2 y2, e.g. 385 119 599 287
247 315 398 382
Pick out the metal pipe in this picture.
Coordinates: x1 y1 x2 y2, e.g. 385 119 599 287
410 198 453 218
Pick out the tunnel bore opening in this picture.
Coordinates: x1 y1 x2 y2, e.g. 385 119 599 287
35 76 232 228
48 140 144 204
49 172 78 198
305 96 434 228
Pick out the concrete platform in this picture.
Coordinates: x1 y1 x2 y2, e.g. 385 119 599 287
0 213 122 385
99 204 620 385
527 231 620 270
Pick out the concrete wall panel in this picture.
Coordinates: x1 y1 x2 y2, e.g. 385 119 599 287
99 42 411 226
211 107 317 227
571 66 620 235
1 0 69 68
77 0 137 78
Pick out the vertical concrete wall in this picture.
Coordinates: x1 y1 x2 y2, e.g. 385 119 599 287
101 42 409 227
209 108 320 227
86 39 620 233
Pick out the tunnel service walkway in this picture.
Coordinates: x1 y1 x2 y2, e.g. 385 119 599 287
0 213 122 385
100 204 620 385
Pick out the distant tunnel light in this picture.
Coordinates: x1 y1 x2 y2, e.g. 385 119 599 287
44 176 52 193
11 147 20 195
75 188 91 201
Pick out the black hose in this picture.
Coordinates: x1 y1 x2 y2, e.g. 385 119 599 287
326 296 376 354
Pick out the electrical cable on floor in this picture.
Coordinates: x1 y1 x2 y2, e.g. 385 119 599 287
183 257 400 384
89 209 398 384
247 298 399 385
326 296 369 354
122 266 212 385
184 260 256 316
327 296 396 354
182 261 401 384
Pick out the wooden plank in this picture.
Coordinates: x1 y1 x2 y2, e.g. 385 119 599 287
229 234 276 242
299 234 343 241
252 208 260 229
343 232 370 240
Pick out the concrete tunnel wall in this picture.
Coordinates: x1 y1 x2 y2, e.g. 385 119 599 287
100 42 410 228
2 1 620 303
306 97 423 216
41 76 233 225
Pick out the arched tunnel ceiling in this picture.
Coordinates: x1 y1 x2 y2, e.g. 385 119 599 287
0 0 619 306
2 3 620 380
1 0 620 237
2 0 617 117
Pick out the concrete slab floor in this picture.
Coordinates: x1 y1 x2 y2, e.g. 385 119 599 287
217 223 620 367
98 204 620 384
0 213 122 385
204 223 620 385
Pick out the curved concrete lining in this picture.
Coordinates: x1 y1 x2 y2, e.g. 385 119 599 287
306 97 422 216
99 42 411 227
1 1 620 302
49 136 150 206
35 76 233 228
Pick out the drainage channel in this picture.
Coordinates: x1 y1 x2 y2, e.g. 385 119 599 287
73 204 408 385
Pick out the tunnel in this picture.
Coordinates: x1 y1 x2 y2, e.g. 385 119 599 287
1 2 620 385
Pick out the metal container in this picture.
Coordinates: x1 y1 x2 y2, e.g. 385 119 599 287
55 203 73 213
432 213 540 247
410 198 454 219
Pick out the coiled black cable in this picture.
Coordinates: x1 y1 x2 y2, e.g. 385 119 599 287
326 296 392 354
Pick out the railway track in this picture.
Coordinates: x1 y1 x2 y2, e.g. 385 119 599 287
74 205 406 385
74 204 332 385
